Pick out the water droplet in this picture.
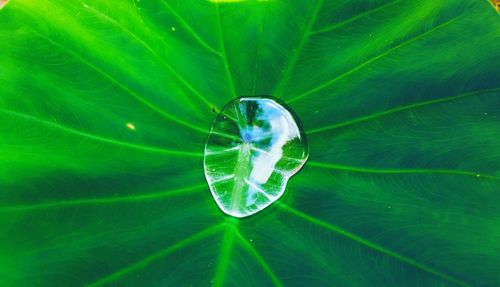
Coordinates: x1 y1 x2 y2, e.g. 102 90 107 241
204 97 308 218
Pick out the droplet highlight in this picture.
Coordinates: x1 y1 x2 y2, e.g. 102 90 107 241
204 97 308 218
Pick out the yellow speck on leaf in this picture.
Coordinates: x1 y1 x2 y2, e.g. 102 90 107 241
126 122 136 131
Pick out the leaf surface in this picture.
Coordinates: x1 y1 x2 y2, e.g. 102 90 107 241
1 0 499 286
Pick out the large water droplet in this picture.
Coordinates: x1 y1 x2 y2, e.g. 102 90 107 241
204 97 308 218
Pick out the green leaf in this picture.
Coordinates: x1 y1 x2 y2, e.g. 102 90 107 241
0 0 499 286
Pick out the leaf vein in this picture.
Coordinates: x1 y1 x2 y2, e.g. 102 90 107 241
310 0 402 36
273 0 324 98
288 13 467 103
86 224 224 287
309 88 500 134
33 30 209 134
235 231 283 287
159 0 222 57
307 161 500 180
85 5 216 109
0 183 207 213
0 109 203 157
213 220 238 287
215 4 238 99
279 204 471 287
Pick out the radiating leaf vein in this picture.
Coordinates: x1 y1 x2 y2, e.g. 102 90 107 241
309 88 500 134
213 221 237 287
307 161 500 180
310 0 402 35
273 0 324 98
32 30 209 134
251 3 268 95
288 12 468 103
84 5 216 109
159 0 222 57
235 231 283 287
0 109 203 157
86 224 225 287
278 203 471 287
215 4 238 99
0 183 207 213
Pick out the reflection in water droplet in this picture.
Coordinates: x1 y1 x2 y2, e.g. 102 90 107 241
204 97 308 218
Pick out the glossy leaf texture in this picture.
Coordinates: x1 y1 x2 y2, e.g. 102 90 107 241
0 0 499 286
